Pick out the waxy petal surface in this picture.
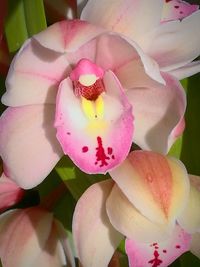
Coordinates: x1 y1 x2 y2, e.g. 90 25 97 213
178 175 200 233
81 0 163 44
143 10 200 70
106 184 173 243
0 105 63 189
109 151 189 225
34 20 107 53
2 39 70 107
168 60 200 80
72 180 123 267
55 71 133 174
30 222 66 267
0 173 24 212
162 0 198 22
126 225 191 267
0 208 53 267
125 72 186 153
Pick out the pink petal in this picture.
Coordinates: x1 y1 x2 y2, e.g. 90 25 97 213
106 184 173 243
81 0 163 45
0 173 24 212
177 175 200 233
113 34 165 85
162 0 199 22
72 180 123 267
92 33 141 71
126 224 191 267
0 105 63 189
125 72 186 153
2 39 70 107
144 10 200 70
109 151 189 225
34 20 107 53
54 220 76 267
168 60 200 80
29 222 67 267
55 71 133 174
115 59 164 90
0 208 53 267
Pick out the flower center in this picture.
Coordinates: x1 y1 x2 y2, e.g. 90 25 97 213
70 58 105 101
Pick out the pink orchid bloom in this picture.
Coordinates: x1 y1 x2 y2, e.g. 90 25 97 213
0 207 75 267
72 151 200 267
0 172 24 213
0 0 199 189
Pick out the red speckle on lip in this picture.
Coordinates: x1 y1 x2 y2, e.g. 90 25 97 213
148 250 163 267
95 136 115 167
107 147 113 155
176 245 181 249
163 250 167 253
95 136 109 167
82 146 89 153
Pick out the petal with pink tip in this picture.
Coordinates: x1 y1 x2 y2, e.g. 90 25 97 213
0 173 24 212
0 208 53 267
0 105 63 189
109 151 189 225
125 72 186 153
55 71 133 174
34 20 107 53
72 180 123 267
177 175 200 233
126 225 191 267
190 232 200 259
168 60 200 80
144 10 200 70
106 184 173 243
162 0 199 22
2 39 70 107
81 0 163 44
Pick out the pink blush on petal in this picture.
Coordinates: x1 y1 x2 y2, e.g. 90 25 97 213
162 0 199 22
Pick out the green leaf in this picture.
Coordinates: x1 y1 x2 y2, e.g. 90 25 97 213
168 78 187 159
5 0 28 53
168 136 183 158
180 252 200 267
179 73 200 266
55 156 107 200
5 0 47 53
181 73 200 175
23 0 47 36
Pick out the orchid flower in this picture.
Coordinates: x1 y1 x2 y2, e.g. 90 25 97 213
81 0 200 79
0 207 75 267
0 172 24 213
72 150 200 267
0 1 196 189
